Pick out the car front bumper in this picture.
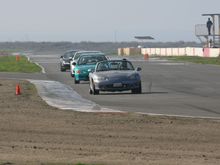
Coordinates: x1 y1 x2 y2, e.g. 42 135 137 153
75 73 89 81
94 80 141 92
61 63 70 69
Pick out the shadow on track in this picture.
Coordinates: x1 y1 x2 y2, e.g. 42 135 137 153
98 91 168 95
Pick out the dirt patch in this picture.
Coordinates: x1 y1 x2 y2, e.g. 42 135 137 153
0 79 220 165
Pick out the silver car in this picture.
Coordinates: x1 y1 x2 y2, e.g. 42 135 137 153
89 59 142 95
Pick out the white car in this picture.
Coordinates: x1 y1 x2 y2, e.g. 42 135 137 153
70 51 102 77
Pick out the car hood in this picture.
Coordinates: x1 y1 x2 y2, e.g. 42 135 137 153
94 70 137 78
77 64 96 71
63 58 70 62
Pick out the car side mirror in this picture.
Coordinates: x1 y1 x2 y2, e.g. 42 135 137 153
136 67 142 71
72 62 76 66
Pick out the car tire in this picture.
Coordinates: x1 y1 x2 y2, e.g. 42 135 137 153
60 67 65 72
89 88 93 95
132 82 142 94
70 73 75 77
93 89 99 95
94 88 99 95
89 81 94 95
92 81 99 95
74 79 80 84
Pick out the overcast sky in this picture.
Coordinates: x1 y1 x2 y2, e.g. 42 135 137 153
0 0 219 42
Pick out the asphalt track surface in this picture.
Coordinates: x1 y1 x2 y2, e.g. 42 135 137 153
3 54 220 118
28 54 220 118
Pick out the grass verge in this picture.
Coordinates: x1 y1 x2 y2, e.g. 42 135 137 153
164 56 220 65
0 55 41 73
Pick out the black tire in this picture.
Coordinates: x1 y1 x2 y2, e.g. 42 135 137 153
89 88 93 95
70 73 75 77
92 81 99 95
89 81 94 95
94 89 99 95
60 67 65 72
74 79 80 84
137 82 142 94
132 82 142 94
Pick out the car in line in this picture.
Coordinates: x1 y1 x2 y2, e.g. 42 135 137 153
70 51 102 77
73 53 107 84
89 59 142 95
60 50 78 72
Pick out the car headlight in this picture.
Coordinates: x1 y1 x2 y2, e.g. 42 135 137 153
93 76 109 82
128 74 139 80
75 69 80 74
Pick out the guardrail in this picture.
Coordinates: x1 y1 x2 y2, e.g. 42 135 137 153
195 24 212 36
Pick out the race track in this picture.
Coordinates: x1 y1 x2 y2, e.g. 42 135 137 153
29 54 220 118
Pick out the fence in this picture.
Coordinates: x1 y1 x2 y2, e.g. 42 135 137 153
141 47 220 57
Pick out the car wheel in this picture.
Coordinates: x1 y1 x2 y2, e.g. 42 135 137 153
89 81 93 94
60 68 65 72
74 79 80 84
137 83 142 94
89 88 93 95
132 82 142 94
70 73 75 77
94 88 99 95
92 81 99 95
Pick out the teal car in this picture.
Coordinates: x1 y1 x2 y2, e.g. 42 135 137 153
73 54 107 84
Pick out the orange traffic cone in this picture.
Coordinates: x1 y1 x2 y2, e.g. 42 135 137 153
16 84 21 95
16 55 20 61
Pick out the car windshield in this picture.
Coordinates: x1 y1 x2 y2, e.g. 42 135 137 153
96 60 134 72
69 51 77 57
74 51 101 60
77 55 107 65
63 51 76 58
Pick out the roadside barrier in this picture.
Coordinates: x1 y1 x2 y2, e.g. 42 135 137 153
141 47 220 57
16 84 21 95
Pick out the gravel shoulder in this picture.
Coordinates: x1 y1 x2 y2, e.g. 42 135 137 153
0 79 220 165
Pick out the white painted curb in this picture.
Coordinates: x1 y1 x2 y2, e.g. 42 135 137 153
28 79 122 113
26 55 46 74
